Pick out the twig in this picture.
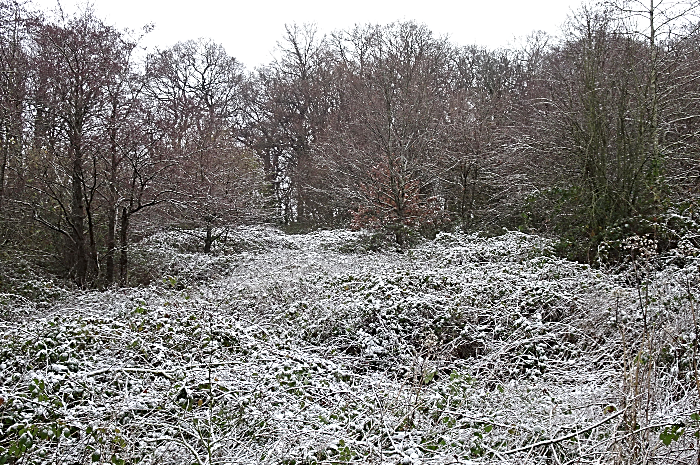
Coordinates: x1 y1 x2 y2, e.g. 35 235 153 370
85 360 243 380
86 366 175 380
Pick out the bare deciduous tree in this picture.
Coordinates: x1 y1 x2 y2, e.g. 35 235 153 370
147 40 266 253
29 9 130 285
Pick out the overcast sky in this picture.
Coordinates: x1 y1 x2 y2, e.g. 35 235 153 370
30 0 585 69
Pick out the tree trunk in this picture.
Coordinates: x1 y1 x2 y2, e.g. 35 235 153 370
394 228 405 246
118 206 129 286
85 200 100 283
204 224 214 253
105 204 116 285
70 156 88 286
0 134 7 210
105 105 119 285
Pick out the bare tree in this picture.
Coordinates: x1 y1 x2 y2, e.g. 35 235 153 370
146 40 265 253
0 0 30 212
326 22 453 244
443 45 526 229
29 8 131 285
244 24 339 225
518 1 700 261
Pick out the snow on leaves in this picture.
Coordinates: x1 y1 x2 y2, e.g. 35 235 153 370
1 227 699 464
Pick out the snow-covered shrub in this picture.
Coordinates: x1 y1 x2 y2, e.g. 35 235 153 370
0 254 68 319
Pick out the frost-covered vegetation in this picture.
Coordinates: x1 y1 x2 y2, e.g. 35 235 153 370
1 226 699 464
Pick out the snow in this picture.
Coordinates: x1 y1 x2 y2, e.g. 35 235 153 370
1 226 699 464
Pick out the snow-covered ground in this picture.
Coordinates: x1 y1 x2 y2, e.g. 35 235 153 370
1 227 699 464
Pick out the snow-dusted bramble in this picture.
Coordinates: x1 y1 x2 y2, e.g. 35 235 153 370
1 226 698 464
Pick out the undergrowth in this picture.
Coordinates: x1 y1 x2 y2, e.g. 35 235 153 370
1 226 698 464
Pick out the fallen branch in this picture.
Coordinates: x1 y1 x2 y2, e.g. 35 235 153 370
503 407 627 455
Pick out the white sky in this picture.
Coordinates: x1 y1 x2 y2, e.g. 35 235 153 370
30 0 585 69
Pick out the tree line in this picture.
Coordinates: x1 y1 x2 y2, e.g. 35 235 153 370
1 0 699 287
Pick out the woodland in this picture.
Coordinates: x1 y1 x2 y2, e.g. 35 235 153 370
1 0 700 464
0 0 698 285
